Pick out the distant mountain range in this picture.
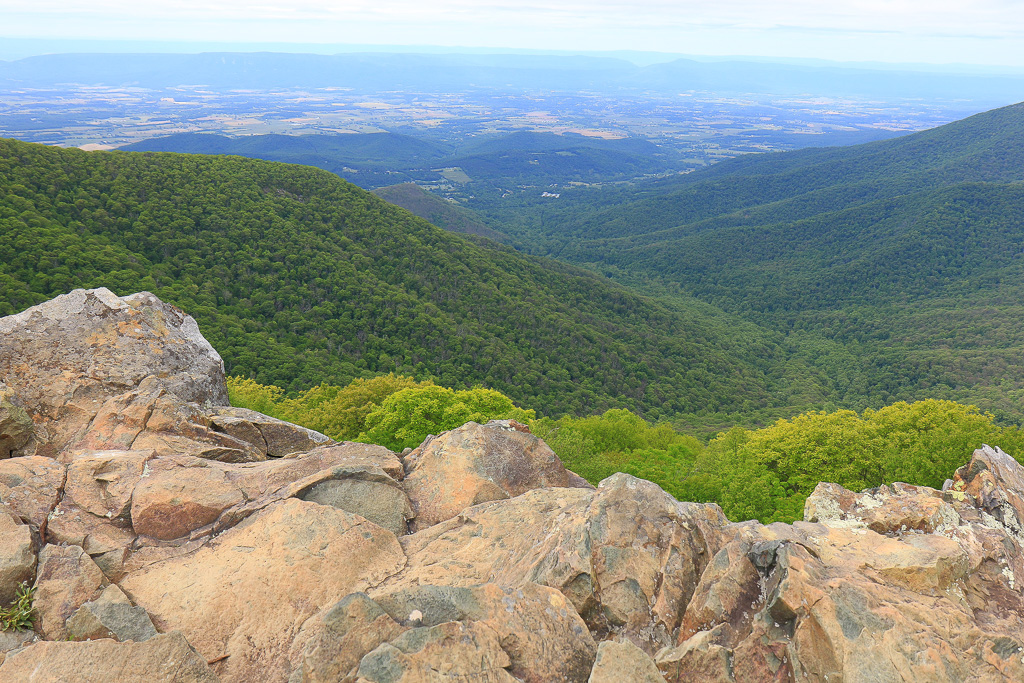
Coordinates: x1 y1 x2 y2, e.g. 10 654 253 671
120 131 683 189
4 52 1024 105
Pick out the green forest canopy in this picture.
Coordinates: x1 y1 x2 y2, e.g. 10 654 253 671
228 374 1022 524
0 136 817 421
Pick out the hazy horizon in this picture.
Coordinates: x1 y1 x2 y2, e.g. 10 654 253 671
2 0 1023 69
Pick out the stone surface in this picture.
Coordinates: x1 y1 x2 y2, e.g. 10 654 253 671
295 465 412 536
46 450 146 559
120 498 407 683
130 456 246 541
0 288 229 458
951 444 1024 542
402 419 590 531
66 583 159 642
0 389 33 459
0 628 36 664
374 582 597 682
0 510 36 604
71 378 265 463
32 543 106 640
288 592 406 683
356 620 518 683
378 473 727 654
589 639 666 683
0 455 67 531
662 464 1024 683
0 631 220 682
209 406 332 457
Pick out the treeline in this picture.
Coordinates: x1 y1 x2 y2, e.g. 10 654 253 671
228 375 1022 524
0 137 818 420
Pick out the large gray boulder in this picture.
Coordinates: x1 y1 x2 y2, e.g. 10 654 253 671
0 288 228 458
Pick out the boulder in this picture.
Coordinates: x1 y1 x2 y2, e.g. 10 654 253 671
663 467 1024 683
402 420 591 531
355 620 518 683
46 450 145 560
32 543 105 640
73 378 266 463
0 455 67 531
0 510 36 604
288 592 406 683
208 406 332 457
130 456 246 542
950 444 1024 542
294 464 412 536
120 498 407 683
0 288 228 457
377 473 727 654
373 582 598 682
65 584 158 642
0 631 219 682
590 639 666 683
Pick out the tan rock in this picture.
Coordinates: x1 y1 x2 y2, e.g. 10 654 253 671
0 389 33 459
663 470 1024 683
374 582 598 682
294 465 412 536
0 628 35 665
952 444 1024 542
0 288 229 458
129 389 264 462
66 584 159 642
355 620 517 683
209 406 332 457
288 592 406 683
378 473 727 654
120 498 407 683
590 639 666 683
0 510 36 604
656 625 733 683
402 420 589 531
0 631 219 682
33 543 105 639
130 456 245 541
46 450 146 559
0 455 66 531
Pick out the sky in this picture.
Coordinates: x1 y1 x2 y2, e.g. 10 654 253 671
2 0 1024 68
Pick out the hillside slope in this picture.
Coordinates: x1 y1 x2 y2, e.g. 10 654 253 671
0 137 818 419
482 102 1024 417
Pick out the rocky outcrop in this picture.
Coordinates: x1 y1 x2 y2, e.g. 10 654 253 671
401 419 594 531
0 631 218 681
0 288 330 461
1 290 1023 683
658 445 1024 682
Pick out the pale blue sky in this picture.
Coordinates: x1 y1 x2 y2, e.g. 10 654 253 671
3 0 1023 67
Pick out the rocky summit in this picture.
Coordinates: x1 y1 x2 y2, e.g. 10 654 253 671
0 288 1022 682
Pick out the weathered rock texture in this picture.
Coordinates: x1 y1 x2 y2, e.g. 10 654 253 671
1 290 1023 683
0 288 330 461
0 631 218 682
402 419 594 531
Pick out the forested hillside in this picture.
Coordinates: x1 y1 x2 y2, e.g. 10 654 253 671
120 131 682 190
469 102 1024 420
0 137 820 420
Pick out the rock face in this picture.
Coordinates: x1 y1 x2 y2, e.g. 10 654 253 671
658 445 1024 683
0 288 330 461
0 631 219 682
402 419 593 531
2 290 1024 683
